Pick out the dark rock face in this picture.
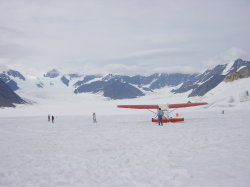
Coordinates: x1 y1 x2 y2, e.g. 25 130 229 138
7 80 19 91
0 73 19 91
61 76 70 86
187 65 227 97
7 69 26 80
0 79 25 107
74 80 144 99
44 69 60 78
224 66 250 82
103 81 144 99
189 75 225 97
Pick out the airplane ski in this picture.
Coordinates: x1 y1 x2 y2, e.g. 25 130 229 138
152 117 184 123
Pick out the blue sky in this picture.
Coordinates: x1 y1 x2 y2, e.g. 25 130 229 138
0 0 250 75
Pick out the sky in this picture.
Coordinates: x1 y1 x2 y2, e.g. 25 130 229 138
0 0 250 75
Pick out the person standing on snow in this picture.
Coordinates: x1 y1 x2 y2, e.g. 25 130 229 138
52 115 55 123
48 114 50 122
157 108 164 126
93 112 97 123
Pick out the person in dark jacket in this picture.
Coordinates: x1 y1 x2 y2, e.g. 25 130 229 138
157 108 164 126
48 114 50 122
93 112 97 123
52 115 55 123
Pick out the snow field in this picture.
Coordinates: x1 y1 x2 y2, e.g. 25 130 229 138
0 106 250 187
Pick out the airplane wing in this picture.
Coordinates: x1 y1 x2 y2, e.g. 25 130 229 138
117 105 159 109
168 102 208 108
117 102 208 109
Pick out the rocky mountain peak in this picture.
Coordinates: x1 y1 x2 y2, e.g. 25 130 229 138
44 69 60 78
224 66 250 82
227 59 250 74
7 70 26 81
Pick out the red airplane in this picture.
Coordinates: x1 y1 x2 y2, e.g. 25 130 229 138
117 102 208 123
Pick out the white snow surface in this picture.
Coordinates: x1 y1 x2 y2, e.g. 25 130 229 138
0 107 250 187
0 77 250 186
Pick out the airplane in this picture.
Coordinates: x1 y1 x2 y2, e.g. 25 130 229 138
117 102 208 123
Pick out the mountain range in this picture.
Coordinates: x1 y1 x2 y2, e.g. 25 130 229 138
0 58 250 107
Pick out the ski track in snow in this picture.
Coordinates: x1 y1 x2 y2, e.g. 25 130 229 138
0 108 250 187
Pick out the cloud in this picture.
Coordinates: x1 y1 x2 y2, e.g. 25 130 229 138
0 0 249 74
98 63 201 76
202 48 250 68
126 48 182 59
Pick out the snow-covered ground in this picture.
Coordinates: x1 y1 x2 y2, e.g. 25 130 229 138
0 77 250 186
0 105 250 187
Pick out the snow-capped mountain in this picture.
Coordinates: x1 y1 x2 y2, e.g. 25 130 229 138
172 59 250 97
0 58 250 107
73 73 195 99
0 69 25 91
